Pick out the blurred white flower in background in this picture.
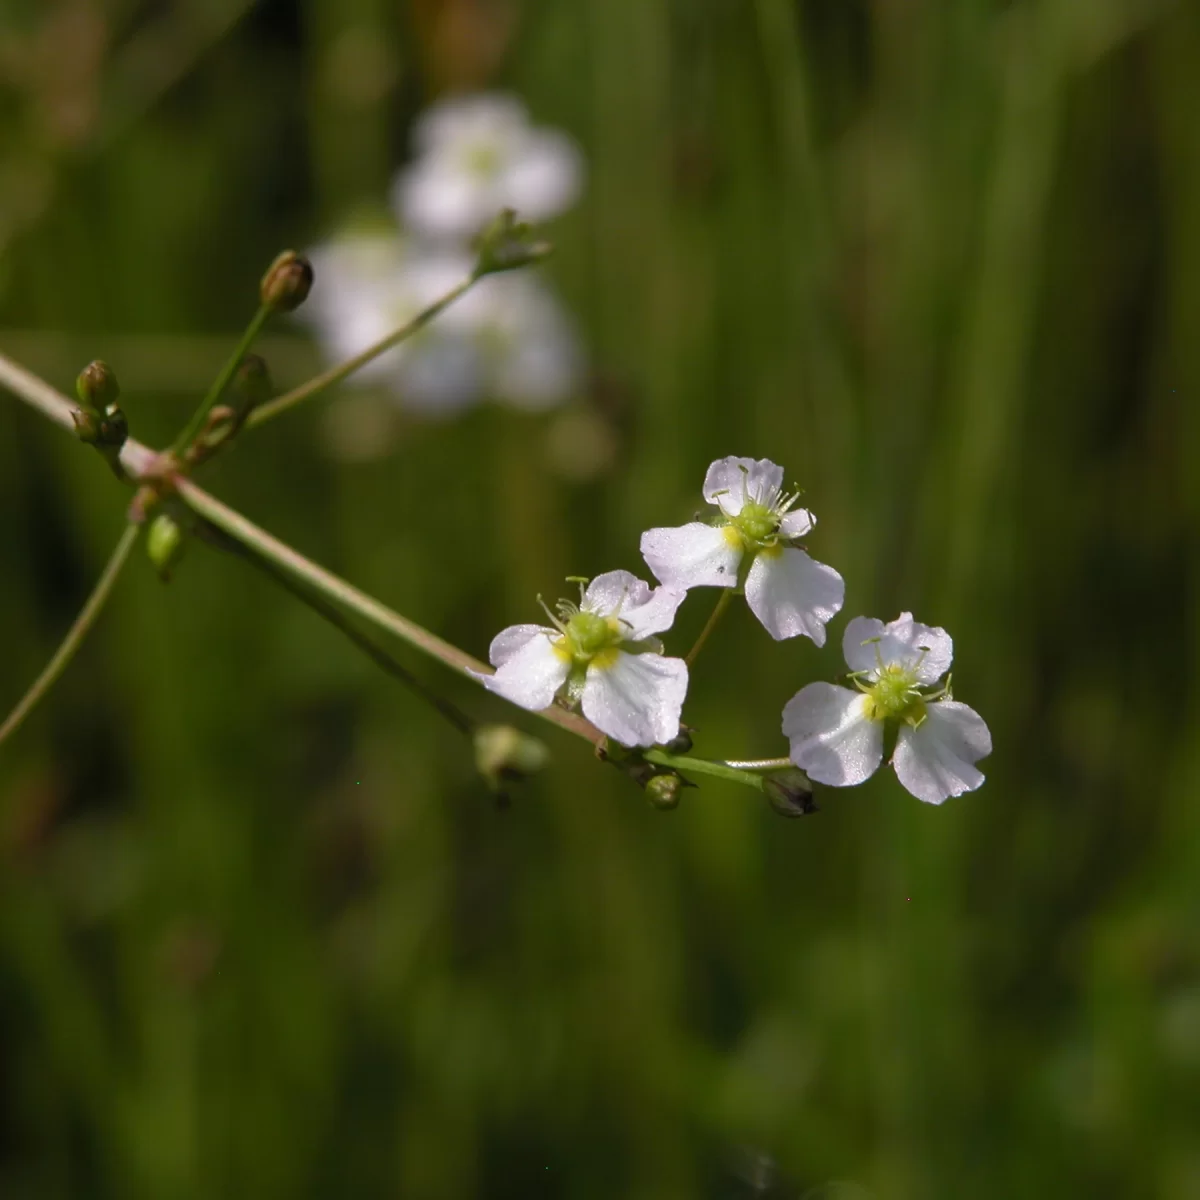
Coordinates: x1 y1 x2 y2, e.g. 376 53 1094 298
392 93 584 242
301 226 581 416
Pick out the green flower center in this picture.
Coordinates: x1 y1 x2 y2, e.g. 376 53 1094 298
863 664 925 724
463 142 502 179
563 610 622 664
731 500 778 549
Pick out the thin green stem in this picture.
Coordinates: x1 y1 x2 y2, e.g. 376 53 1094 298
0 523 139 747
194 518 477 738
172 304 271 454
247 275 476 429
643 750 766 793
685 588 734 666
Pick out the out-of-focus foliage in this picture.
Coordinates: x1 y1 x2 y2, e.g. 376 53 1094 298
2 1 1198 1196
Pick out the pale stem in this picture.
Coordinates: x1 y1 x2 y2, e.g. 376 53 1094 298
0 523 140 747
246 275 477 430
171 303 271 454
685 587 734 666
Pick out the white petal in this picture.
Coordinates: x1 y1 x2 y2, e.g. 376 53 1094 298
618 587 686 641
640 522 742 589
891 701 992 804
702 457 784 517
781 684 882 787
582 652 688 747
842 616 889 676
502 131 584 223
779 508 816 538
483 631 570 712
410 94 528 156
582 570 651 615
744 547 844 643
488 623 557 668
393 164 492 241
880 613 954 684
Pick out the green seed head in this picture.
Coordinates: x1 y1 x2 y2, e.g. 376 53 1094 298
864 664 923 723
565 610 620 662
732 500 777 547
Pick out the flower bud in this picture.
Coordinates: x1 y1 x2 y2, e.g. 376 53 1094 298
75 359 120 412
260 250 314 313
473 208 553 277
231 353 273 417
147 513 186 581
663 727 694 755
474 725 550 790
763 769 818 818
645 773 683 811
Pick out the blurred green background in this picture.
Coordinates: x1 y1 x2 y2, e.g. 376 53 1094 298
2 0 1199 1196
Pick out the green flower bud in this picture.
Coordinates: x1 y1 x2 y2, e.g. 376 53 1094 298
75 359 120 412
474 725 550 790
260 250 314 313
147 513 186 581
473 208 553 277
763 769 818 818
231 353 273 417
645 773 683 811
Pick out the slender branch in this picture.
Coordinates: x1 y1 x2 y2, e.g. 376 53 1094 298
0 524 140 747
172 304 271 454
247 275 477 429
194 518 477 737
685 587 734 666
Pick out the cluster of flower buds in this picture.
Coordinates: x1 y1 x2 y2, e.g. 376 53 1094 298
301 93 584 418
482 456 992 806
72 360 128 478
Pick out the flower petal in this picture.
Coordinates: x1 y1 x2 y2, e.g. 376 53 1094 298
779 508 816 539
582 652 688 747
891 700 992 804
640 522 742 589
488 623 557 668
503 130 584 223
483 630 570 711
582 570 651 615
841 616 889 676
702 456 785 516
744 547 844 643
782 684 882 787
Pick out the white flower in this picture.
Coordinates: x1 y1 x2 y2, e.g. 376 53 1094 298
393 93 583 242
640 456 844 643
781 613 992 804
482 571 688 748
301 229 581 415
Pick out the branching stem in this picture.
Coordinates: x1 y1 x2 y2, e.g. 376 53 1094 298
247 275 476 429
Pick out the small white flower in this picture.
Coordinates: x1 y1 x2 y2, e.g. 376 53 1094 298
301 229 581 415
393 93 583 242
640 456 844 643
781 613 992 804
482 571 688 748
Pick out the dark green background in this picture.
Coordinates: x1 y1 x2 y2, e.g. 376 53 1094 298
2 1 1198 1196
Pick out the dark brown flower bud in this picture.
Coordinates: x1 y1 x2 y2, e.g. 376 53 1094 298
763 769 818 818
260 250 313 313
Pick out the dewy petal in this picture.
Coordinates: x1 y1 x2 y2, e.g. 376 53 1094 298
842 616 889 676
502 130 584 223
582 570 651 616
702 457 785 517
779 508 816 539
482 629 570 712
782 684 883 787
582 652 688 747
744 547 844 644
488 623 556 669
640 522 742 589
891 700 992 804
618 586 686 641
878 612 954 684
